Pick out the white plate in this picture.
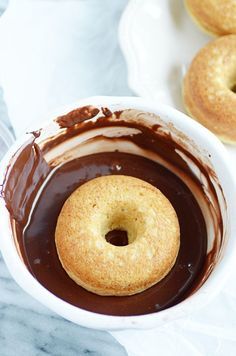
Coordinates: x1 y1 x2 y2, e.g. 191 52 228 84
119 0 236 164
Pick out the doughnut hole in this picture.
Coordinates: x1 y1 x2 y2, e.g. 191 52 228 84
231 83 236 93
105 230 129 246
55 175 180 295
102 201 148 247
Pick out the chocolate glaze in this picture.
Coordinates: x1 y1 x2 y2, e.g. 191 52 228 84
56 105 100 128
20 152 207 315
1 136 50 225
2 106 224 316
101 107 112 117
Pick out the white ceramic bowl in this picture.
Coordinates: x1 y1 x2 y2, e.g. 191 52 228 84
0 96 236 330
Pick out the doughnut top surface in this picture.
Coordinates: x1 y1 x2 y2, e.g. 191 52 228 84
55 175 180 296
183 34 236 143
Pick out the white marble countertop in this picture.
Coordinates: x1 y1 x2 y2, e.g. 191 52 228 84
0 253 128 356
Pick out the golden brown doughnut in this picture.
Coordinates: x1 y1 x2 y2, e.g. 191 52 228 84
183 35 236 144
55 175 180 296
185 0 236 36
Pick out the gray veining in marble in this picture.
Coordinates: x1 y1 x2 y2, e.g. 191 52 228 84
0 253 128 356
0 0 7 14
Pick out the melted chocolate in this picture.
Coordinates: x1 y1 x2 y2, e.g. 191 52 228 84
2 106 224 316
101 107 112 117
56 105 100 128
19 152 206 316
1 136 50 225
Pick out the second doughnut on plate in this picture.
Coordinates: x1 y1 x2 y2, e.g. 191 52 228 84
55 175 180 296
184 0 236 36
183 34 236 144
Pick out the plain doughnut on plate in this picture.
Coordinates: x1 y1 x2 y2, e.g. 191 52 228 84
185 0 236 36
183 34 236 144
55 175 180 296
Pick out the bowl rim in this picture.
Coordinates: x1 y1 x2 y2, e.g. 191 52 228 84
0 96 236 330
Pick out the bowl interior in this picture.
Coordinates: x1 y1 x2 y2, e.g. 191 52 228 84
0 99 231 328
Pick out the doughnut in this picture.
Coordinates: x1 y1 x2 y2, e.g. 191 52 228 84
55 175 180 296
183 35 236 144
185 0 236 36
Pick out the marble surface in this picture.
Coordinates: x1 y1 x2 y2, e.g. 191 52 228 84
0 253 127 356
